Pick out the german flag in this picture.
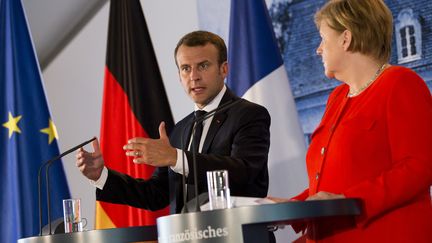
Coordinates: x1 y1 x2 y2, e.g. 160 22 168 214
96 0 173 228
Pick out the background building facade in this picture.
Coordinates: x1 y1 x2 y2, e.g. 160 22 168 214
269 0 432 143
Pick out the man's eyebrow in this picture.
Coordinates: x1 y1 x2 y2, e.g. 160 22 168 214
198 60 211 65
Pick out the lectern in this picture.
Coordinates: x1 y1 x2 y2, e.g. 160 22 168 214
157 199 361 243
18 199 361 243
17 225 157 243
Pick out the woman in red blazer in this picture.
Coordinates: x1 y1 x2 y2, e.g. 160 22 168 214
271 0 432 242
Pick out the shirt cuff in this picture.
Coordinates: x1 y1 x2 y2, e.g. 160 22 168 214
170 149 189 176
89 166 108 190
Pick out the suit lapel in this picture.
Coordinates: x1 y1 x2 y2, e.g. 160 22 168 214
181 113 195 151
201 89 238 154
201 112 227 153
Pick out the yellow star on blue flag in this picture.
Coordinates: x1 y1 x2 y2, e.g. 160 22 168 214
1 0 70 241
40 119 58 144
2 112 22 138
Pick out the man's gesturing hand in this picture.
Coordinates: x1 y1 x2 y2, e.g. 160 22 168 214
123 121 177 167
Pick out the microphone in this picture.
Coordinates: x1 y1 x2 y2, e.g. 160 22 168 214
38 137 96 236
180 98 242 213
193 98 242 124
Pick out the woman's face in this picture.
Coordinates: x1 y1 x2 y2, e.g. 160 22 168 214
316 20 347 79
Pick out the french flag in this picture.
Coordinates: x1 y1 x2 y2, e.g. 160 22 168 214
227 0 307 205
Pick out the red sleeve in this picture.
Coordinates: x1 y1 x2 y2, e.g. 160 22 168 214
344 70 432 225
289 86 346 203
291 188 309 201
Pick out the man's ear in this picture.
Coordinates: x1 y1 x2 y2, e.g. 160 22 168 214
220 61 229 78
342 29 352 51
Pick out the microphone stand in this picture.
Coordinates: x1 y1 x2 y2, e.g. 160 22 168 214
180 128 188 213
191 123 200 212
38 137 96 235
181 98 242 213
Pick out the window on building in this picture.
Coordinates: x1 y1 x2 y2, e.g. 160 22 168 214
395 8 422 64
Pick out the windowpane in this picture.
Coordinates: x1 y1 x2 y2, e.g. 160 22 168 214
410 36 416 45
408 25 415 35
411 45 417 55
400 28 406 38
402 48 408 57
396 9 422 63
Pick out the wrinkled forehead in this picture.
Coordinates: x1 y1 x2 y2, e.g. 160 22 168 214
176 43 219 65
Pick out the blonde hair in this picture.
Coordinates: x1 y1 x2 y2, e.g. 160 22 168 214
315 0 393 63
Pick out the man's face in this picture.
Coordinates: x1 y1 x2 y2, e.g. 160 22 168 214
176 43 228 108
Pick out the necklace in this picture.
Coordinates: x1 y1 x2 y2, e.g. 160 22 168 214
348 63 387 97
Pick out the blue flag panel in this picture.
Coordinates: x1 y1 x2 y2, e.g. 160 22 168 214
0 0 71 242
227 0 283 96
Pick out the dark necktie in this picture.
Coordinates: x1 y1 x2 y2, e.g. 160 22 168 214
192 110 207 153
187 110 207 201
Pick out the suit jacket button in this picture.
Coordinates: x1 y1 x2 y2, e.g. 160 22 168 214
315 173 320 180
320 147 325 155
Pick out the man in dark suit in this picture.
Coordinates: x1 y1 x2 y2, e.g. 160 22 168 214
76 31 271 214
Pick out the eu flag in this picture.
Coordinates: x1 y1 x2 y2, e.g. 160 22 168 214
0 0 71 242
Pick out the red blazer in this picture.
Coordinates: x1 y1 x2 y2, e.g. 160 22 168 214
294 66 432 242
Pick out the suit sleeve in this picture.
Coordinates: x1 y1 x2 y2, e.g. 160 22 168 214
96 167 170 211
343 71 432 225
290 86 345 202
187 102 271 197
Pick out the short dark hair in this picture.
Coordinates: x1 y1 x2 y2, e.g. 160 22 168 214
174 31 227 67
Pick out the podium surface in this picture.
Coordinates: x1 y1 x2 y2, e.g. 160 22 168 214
157 199 361 243
18 225 157 243
19 199 361 243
